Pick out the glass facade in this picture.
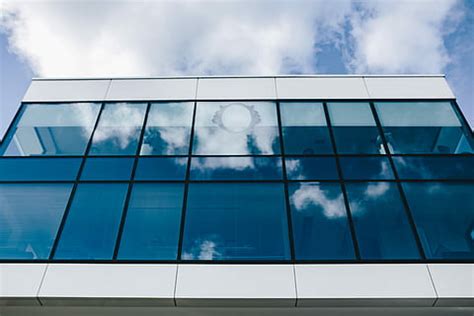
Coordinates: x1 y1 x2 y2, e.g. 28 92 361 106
0 99 472 262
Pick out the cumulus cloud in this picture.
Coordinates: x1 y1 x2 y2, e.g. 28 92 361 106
0 0 352 76
291 183 346 219
1 0 462 77
347 0 461 73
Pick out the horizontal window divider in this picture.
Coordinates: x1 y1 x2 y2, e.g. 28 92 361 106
1 259 473 264
20 98 457 106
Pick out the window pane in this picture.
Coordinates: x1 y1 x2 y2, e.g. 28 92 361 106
0 158 81 181
193 102 280 155
89 103 147 155
0 184 72 259
285 157 338 180
340 157 394 180
375 102 473 154
54 183 128 260
402 182 474 260
328 103 385 154
2 103 100 156
117 183 184 260
190 157 282 180
141 102 194 155
394 156 474 180
289 182 355 260
81 158 134 180
182 183 290 260
135 157 188 180
280 102 333 154
345 182 420 260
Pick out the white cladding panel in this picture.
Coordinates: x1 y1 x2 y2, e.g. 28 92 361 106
106 79 197 100
38 264 177 306
23 80 110 102
175 264 296 306
0 264 47 306
295 264 437 307
276 77 369 99
429 264 474 307
364 77 455 99
197 78 276 99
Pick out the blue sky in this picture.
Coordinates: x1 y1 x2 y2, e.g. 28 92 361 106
1 0 473 138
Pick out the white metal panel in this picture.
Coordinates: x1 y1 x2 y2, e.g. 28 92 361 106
429 264 474 307
295 264 437 307
197 78 276 100
38 264 177 306
364 77 455 99
0 264 47 306
106 79 197 101
23 80 110 102
276 77 369 99
175 264 296 307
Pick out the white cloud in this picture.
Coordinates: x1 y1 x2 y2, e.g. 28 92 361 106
291 183 346 219
347 0 461 73
0 0 352 76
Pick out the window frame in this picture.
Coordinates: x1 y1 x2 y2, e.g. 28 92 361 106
0 98 472 264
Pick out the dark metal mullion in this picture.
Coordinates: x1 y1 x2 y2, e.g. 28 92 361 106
276 102 296 261
369 102 427 260
323 102 361 260
112 103 152 260
49 102 106 259
176 101 198 261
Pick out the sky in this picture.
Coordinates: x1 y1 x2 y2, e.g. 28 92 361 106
0 0 473 139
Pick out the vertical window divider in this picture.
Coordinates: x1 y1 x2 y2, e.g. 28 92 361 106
323 102 361 260
112 102 151 260
369 102 426 260
276 101 296 262
176 101 198 261
49 102 106 260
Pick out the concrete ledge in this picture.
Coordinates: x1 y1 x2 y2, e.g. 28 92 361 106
38 264 177 306
276 77 369 99
429 264 474 307
295 264 437 307
24 80 110 102
197 78 277 100
175 264 296 307
0 264 47 306
364 77 454 99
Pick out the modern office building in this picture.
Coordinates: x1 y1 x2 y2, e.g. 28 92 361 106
0 75 472 316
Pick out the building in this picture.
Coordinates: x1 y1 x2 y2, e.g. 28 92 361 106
0 75 472 316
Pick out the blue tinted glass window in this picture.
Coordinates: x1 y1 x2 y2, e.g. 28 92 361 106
2 103 100 156
394 156 474 180
54 183 128 260
134 157 188 180
141 102 194 155
135 157 188 180
289 182 355 260
182 183 290 260
280 102 333 154
89 103 147 155
328 103 385 154
190 157 282 180
0 158 81 181
117 183 184 260
81 158 134 180
285 157 338 180
375 102 473 154
0 184 72 259
345 183 420 260
402 182 474 260
193 102 280 155
340 157 394 180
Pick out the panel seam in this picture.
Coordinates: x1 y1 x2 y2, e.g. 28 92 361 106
362 76 371 99
426 264 439 307
173 264 179 307
35 263 49 306
103 79 113 100
292 264 298 307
